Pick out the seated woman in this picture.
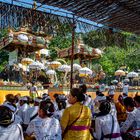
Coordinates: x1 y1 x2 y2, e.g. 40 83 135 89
121 97 140 140
60 88 93 140
95 101 122 140
25 100 62 140
0 105 24 140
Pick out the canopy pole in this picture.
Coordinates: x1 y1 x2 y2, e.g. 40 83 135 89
70 15 76 90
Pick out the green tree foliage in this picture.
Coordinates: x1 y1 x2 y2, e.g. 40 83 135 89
48 24 78 60
97 46 126 75
0 29 9 72
0 28 8 39
0 50 9 72
83 29 140 76
48 35 72 59
83 28 127 48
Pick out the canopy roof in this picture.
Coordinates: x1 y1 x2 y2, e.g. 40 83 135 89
58 37 102 59
37 0 140 34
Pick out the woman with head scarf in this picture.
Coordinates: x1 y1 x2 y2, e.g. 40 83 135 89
25 100 62 140
0 105 24 140
60 88 93 140
95 101 122 140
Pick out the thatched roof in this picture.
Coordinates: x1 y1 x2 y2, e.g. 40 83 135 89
36 0 140 34
0 2 98 33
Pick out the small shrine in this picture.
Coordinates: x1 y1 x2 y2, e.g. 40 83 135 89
58 36 102 62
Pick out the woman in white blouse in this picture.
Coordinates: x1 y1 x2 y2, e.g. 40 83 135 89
95 101 122 140
25 100 62 140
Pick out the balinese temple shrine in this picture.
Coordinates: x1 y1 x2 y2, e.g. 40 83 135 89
58 36 102 67
0 27 51 56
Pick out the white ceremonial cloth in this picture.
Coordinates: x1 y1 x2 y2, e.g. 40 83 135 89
121 107 140 137
95 113 122 140
26 116 62 140
122 84 129 95
14 115 23 125
83 94 94 117
17 103 29 122
0 124 24 140
24 106 39 125
53 109 64 120
108 85 115 95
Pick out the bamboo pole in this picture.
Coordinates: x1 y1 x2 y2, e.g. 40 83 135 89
70 15 76 90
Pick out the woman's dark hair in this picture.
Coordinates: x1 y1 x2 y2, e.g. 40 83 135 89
53 93 59 99
5 94 15 103
106 96 112 102
96 90 102 96
118 95 123 105
134 96 140 104
0 106 13 127
56 94 67 103
14 95 19 103
57 100 66 110
79 84 87 94
99 101 111 115
71 88 85 102
26 96 31 104
29 98 34 104
39 100 54 117
123 97 135 108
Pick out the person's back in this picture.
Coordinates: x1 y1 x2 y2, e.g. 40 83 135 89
108 84 115 95
26 100 62 140
26 116 61 140
121 108 140 137
99 84 105 92
95 101 122 140
122 84 129 95
30 83 38 99
95 113 122 140
0 123 23 140
60 88 92 140
24 105 39 125
0 106 24 140
61 102 92 140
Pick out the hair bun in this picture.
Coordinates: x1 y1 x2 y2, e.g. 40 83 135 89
40 101 54 117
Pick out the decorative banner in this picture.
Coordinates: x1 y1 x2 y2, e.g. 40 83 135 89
9 49 18 66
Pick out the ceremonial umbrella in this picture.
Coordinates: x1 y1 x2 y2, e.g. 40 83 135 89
58 65 71 84
127 72 139 78
21 58 34 65
79 67 92 77
49 61 61 69
123 79 130 83
73 63 81 71
112 80 118 84
29 61 44 70
46 70 56 75
46 70 57 84
40 49 50 56
79 67 92 75
115 70 125 76
58 64 71 72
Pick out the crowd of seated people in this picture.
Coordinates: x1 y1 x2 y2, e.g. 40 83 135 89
0 85 140 140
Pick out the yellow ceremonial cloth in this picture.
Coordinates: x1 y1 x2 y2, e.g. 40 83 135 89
60 102 93 140
115 102 127 123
